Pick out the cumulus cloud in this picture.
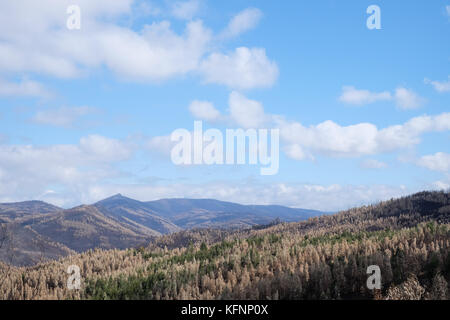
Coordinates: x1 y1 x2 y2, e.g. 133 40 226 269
199 47 279 89
425 76 450 93
278 112 450 160
220 8 263 39
147 134 175 156
279 120 379 160
339 85 424 109
0 1 275 89
0 0 134 78
417 152 450 172
0 78 51 98
0 135 134 206
100 20 212 81
32 106 97 127
228 91 270 128
189 100 221 121
181 92 450 161
146 91 271 158
339 86 391 105
394 87 425 110
79 135 133 162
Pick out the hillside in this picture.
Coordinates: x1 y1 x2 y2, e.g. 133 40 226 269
0 201 61 222
0 191 448 300
0 195 323 266
94 194 182 235
0 222 75 266
29 206 153 252
143 198 322 228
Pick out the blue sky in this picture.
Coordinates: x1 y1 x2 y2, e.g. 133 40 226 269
0 0 449 210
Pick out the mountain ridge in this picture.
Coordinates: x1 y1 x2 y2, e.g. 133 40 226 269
0 194 326 266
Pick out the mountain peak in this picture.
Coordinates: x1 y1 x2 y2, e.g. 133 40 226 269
94 193 144 207
100 193 127 201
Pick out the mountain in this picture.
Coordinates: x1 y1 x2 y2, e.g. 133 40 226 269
0 200 61 222
0 221 75 266
143 198 323 228
0 195 325 266
29 205 152 253
0 204 154 266
93 194 323 229
94 194 181 235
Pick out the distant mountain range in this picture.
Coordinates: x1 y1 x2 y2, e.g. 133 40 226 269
0 194 325 265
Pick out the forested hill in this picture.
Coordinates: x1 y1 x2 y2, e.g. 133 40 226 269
0 191 449 300
144 191 450 251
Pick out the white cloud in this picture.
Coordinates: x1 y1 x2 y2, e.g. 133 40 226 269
199 47 279 89
99 20 212 81
283 144 312 161
339 86 391 105
0 78 50 98
339 86 425 109
228 91 270 128
79 135 133 162
361 159 388 169
447 5 450 17
171 0 200 20
147 134 175 156
183 92 450 160
147 91 271 158
0 0 135 78
425 76 450 93
189 100 221 121
418 152 450 172
0 1 275 88
32 106 96 127
278 113 450 160
279 120 379 160
220 8 263 39
394 87 425 110
0 135 133 206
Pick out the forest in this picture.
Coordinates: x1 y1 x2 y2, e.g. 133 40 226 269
0 191 449 300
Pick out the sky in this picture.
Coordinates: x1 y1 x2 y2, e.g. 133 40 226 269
0 0 449 211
